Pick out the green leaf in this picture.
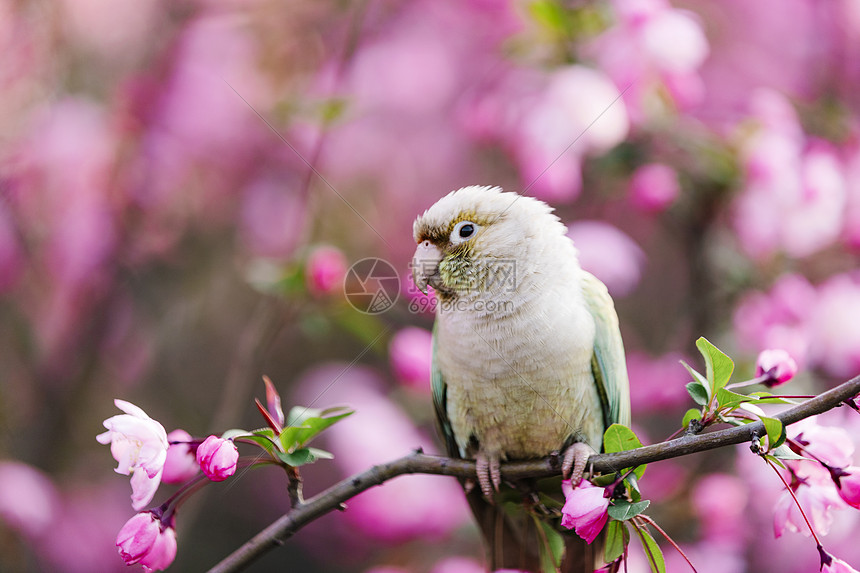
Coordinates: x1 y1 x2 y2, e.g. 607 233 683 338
681 359 711 399
695 337 735 393
603 424 647 479
306 447 334 460
605 519 629 563
603 424 644 454
276 448 318 467
635 526 666 573
221 428 252 440
760 416 786 450
280 406 354 451
715 387 758 411
608 500 651 521
764 454 787 469
750 392 799 405
682 408 702 429
685 381 709 406
625 474 642 503
536 518 565 573
771 444 805 461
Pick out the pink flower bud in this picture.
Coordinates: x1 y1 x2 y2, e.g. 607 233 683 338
560 479 609 544
306 246 347 297
162 429 199 484
116 512 177 571
835 467 860 510
196 435 238 482
629 163 680 213
755 348 798 387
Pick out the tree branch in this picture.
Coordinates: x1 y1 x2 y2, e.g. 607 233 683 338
207 376 860 573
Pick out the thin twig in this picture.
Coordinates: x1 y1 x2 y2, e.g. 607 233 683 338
207 376 860 573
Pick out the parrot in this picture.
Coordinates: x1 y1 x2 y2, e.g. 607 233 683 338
411 185 631 573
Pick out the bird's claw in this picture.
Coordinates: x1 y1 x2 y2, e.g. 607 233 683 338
562 442 595 486
476 453 501 499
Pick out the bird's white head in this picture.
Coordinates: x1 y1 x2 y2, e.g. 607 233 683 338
411 186 576 300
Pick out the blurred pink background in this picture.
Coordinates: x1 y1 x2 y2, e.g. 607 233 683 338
1 0 860 571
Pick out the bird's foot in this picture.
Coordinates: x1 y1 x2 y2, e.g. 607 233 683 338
476 452 501 498
562 442 596 486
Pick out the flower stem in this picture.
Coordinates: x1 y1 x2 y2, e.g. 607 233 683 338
636 514 699 572
764 456 823 546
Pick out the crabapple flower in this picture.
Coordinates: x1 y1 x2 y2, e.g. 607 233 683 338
755 348 798 387
196 435 238 482
116 511 177 572
773 477 841 538
306 245 347 296
834 467 860 510
161 429 199 484
820 544 860 573
560 479 609 544
823 557 860 573
96 400 168 510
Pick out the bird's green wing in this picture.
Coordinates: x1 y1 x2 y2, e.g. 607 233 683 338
581 271 631 429
431 321 460 458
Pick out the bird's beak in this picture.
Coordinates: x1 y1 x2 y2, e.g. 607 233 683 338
412 240 443 295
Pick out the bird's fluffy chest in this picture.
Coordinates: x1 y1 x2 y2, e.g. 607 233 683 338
435 283 604 460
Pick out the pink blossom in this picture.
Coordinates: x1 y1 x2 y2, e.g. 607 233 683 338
818 547 860 573
732 273 816 370
430 556 485 573
733 92 846 260
0 461 59 538
389 327 433 392
239 176 306 259
629 163 680 213
835 467 860 510
560 479 609 544
773 472 842 538
116 511 177 572
161 429 199 485
692 474 748 545
627 351 693 413
590 1 708 123
808 273 860 378
306 246 348 297
567 221 645 297
96 400 168 510
515 66 629 202
790 417 855 469
843 142 860 248
755 349 799 387
297 364 469 541
196 435 238 482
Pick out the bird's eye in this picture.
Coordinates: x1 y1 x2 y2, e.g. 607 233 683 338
450 221 479 245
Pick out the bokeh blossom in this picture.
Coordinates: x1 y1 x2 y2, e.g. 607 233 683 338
162 429 199 485
5 0 860 570
567 221 645 297
306 246 348 297
388 327 433 392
